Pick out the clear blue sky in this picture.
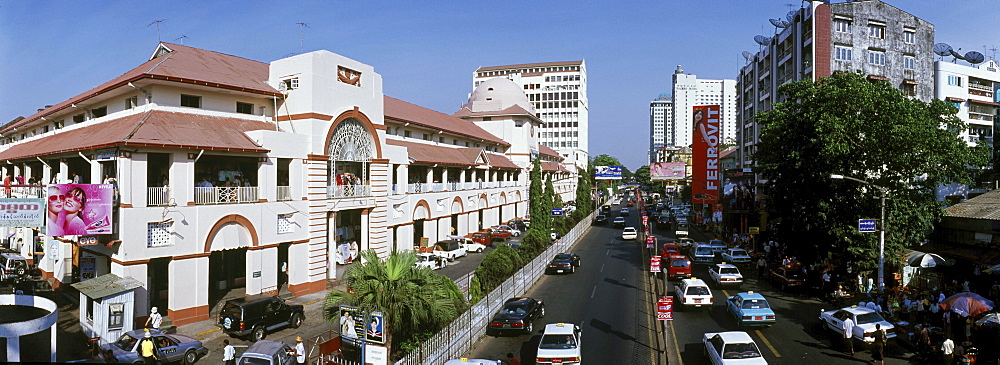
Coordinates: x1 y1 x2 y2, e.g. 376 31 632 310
1 1 997 170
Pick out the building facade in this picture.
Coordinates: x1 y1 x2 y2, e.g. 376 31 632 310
0 43 578 327
648 94 673 165
935 58 1000 201
472 61 589 171
735 0 935 176
671 65 737 149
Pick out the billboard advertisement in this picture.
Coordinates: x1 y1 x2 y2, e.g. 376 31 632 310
0 198 45 227
45 184 114 236
650 162 687 181
595 165 623 180
691 105 720 204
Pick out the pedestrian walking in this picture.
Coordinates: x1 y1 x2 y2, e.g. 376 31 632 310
842 315 855 355
223 339 236 365
871 323 886 364
941 335 954 365
145 307 162 330
757 256 767 280
292 336 306 364
139 329 158 365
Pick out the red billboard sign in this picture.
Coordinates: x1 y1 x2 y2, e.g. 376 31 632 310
646 236 656 249
691 105 720 204
650 255 661 272
657 296 673 320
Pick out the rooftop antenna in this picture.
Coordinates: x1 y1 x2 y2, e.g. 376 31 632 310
986 45 998 61
295 22 310 54
174 35 189 45
147 19 166 42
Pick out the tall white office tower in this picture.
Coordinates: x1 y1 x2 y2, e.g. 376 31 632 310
649 94 673 164
671 65 737 148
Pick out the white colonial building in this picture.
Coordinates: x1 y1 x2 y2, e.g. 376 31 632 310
0 43 579 327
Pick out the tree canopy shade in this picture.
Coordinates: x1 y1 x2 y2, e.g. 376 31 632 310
754 71 989 274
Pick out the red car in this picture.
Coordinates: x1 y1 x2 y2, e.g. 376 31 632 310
470 232 493 246
660 243 681 258
667 255 692 279
488 227 512 240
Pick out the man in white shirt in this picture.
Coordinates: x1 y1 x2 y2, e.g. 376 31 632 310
145 307 162 330
293 336 306 364
941 336 954 364
223 339 235 365
842 316 855 355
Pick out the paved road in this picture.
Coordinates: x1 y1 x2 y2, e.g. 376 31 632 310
464 205 662 364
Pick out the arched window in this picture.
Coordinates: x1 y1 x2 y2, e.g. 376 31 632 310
328 119 375 198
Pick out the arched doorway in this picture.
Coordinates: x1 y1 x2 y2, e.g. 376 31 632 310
328 119 376 198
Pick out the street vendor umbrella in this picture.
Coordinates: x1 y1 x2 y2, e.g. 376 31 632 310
940 292 995 317
984 264 1000 274
907 253 949 268
975 312 1000 327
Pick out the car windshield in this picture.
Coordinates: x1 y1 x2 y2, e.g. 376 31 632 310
687 286 710 295
695 247 713 255
721 268 740 275
671 260 689 267
554 254 573 260
722 343 762 359
502 304 528 315
539 334 577 349
856 312 886 324
237 356 272 365
730 249 747 256
115 333 139 351
741 299 770 309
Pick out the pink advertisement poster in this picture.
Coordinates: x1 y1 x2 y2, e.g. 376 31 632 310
46 184 114 236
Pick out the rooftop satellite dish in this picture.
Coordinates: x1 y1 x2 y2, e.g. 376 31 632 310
742 51 753 60
964 51 985 64
780 20 790 28
754 35 771 46
786 10 796 23
769 19 786 28
949 49 965 60
933 43 953 57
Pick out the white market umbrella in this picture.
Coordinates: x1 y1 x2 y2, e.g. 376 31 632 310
907 253 949 268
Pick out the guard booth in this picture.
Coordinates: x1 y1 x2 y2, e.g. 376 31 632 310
71 273 143 345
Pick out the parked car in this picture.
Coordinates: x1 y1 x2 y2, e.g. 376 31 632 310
702 331 767 364
507 219 527 232
726 292 776 328
592 215 608 225
433 239 469 261
660 243 681 258
218 294 305 341
498 225 521 237
819 306 896 343
463 241 487 253
1 277 55 299
691 244 716 264
708 263 744 288
770 267 807 291
0 253 29 283
620 208 630 216
101 328 209 364
621 227 638 240
677 238 696 251
721 248 752 264
674 278 713 310
414 252 447 270
547 253 582 274
536 323 582 365
488 297 545 335
488 226 513 241
470 232 493 247
237 339 296 365
612 217 627 228
666 255 692 279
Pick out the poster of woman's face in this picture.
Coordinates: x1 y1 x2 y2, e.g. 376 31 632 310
46 184 113 236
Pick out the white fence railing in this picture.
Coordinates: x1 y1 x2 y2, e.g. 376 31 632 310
194 186 259 205
4 185 44 199
147 187 173 206
395 210 594 365
327 184 372 198
277 186 292 201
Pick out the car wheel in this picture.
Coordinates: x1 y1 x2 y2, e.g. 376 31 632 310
251 326 266 342
525 321 533 334
539 305 546 318
291 313 304 328
477 248 483 253
569 266 575 273
183 350 198 365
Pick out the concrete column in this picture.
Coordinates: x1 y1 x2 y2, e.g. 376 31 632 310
132 153 149 208
6 335 18 362
174 153 191 205
42 163 51 186
442 169 449 188
459 168 466 184
361 209 370 254
58 159 68 183
327 212 337 279
168 255 210 326
89 157 101 184
425 168 433 184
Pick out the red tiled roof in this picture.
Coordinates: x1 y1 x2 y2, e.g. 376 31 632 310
386 139 521 169
0 110 273 161
485 153 520 169
383 96 509 147
720 147 738 159
538 144 562 159
2 43 279 134
541 161 570 173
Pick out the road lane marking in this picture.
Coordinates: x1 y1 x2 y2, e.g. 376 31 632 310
606 249 611 256
196 327 220 336
669 320 683 365
754 329 782 357
601 264 605 272
722 289 729 297
591 286 597 298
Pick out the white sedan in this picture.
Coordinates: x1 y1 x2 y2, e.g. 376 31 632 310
819 306 896 343
498 225 521 237
703 331 767 364
414 253 446 270
621 227 638 240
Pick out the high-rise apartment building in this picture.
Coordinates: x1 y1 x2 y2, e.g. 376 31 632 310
736 0 935 174
671 65 737 149
473 61 588 170
649 94 672 164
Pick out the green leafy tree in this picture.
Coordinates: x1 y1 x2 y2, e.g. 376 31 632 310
575 164 594 215
545 175 559 215
323 250 467 359
528 157 546 231
634 165 652 188
755 71 989 273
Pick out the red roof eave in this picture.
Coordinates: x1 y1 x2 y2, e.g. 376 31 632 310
0 141 269 162
970 99 1000 107
385 115 510 147
946 97 966 103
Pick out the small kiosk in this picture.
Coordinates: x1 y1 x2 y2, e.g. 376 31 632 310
71 273 143 344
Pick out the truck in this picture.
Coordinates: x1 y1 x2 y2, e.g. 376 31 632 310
432 239 468 261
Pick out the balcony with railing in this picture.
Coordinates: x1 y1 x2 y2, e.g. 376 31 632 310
4 185 44 199
327 184 372 198
195 186 259 205
277 186 292 201
148 187 173 206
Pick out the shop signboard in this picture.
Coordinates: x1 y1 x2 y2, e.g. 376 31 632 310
658 296 673 320
650 255 661 273
0 198 45 227
46 184 114 236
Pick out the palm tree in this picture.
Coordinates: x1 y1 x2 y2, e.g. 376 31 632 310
323 249 467 359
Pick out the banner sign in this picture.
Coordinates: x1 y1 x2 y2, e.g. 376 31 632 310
650 255 661 272
691 105 720 204
650 162 687 181
658 296 673 320
46 184 114 236
366 311 385 345
0 198 45 227
595 166 623 180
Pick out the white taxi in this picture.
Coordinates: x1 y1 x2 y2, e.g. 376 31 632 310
535 323 581 365
708 263 744 288
703 331 768 364
674 278 714 310
621 227 638 240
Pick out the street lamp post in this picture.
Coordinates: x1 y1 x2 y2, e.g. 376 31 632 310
830 174 888 291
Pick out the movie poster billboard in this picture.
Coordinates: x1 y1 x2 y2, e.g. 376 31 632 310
46 184 114 236
0 198 45 227
595 166 623 180
650 162 687 181
691 105 720 204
